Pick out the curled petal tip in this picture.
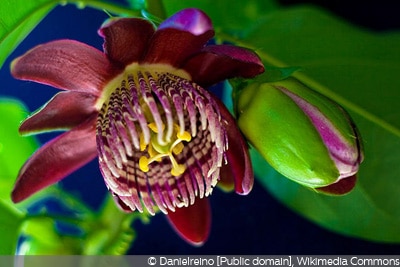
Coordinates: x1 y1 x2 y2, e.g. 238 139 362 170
216 98 254 196
166 198 211 246
11 186 25 203
316 175 357 195
184 45 264 86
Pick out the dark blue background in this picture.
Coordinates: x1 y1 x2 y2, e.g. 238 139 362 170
1 1 400 254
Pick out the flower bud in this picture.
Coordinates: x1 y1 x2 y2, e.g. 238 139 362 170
236 78 363 194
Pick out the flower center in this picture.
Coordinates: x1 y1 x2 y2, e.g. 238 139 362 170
138 122 191 177
96 65 227 215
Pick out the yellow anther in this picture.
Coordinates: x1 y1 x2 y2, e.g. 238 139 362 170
138 123 190 176
148 122 164 133
139 133 147 151
139 156 150 172
177 130 191 142
148 145 160 160
171 163 185 177
172 142 184 155
169 154 186 177
148 122 158 133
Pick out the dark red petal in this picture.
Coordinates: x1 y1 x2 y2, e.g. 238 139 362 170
11 116 98 203
98 18 155 66
142 9 214 67
112 195 133 213
217 98 254 195
20 91 97 135
166 197 211 246
217 166 235 192
316 175 357 195
11 40 120 96
183 45 265 87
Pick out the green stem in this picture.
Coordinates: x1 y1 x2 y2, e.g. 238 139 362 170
217 30 400 138
83 194 150 255
61 0 167 19
24 213 94 230
19 186 95 217
146 0 167 20
61 0 141 17
21 186 97 235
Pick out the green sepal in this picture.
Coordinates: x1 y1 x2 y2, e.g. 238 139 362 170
231 67 300 115
255 66 301 83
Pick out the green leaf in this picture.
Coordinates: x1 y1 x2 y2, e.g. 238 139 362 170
0 99 37 254
224 6 400 242
0 0 57 69
19 217 78 255
0 200 24 254
0 99 38 203
0 99 42 254
255 66 300 83
126 0 146 10
252 149 400 243
162 0 279 32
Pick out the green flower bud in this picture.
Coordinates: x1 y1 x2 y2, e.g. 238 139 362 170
236 78 363 195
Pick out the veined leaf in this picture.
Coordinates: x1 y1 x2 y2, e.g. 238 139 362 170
228 5 400 242
0 0 58 69
251 149 400 243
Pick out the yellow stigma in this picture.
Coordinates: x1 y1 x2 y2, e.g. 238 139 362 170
139 122 192 176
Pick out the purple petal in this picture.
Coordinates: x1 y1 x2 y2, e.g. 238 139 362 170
183 45 265 87
279 87 362 180
98 17 155 66
142 9 214 67
12 116 98 203
217 98 254 195
20 91 97 134
11 40 120 96
166 197 211 246
158 8 213 35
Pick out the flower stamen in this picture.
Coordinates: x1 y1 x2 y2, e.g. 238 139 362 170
139 121 192 176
